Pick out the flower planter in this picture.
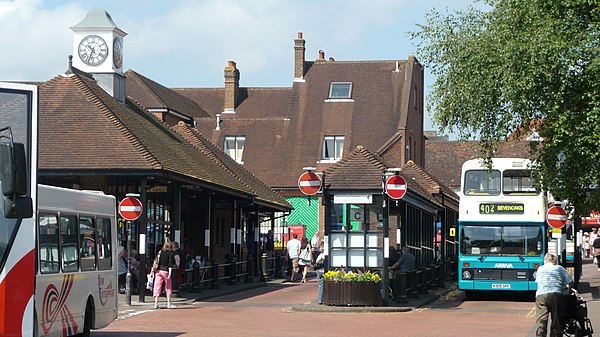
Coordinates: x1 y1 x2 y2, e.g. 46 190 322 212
323 281 382 306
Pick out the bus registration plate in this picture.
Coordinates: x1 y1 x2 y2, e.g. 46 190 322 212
492 284 511 289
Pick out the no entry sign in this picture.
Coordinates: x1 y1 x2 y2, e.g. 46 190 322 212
119 196 143 221
385 175 407 199
298 172 322 195
547 205 568 229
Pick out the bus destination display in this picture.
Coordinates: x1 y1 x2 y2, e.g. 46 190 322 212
479 203 524 214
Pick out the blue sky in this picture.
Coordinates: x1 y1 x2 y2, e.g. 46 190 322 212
0 0 476 134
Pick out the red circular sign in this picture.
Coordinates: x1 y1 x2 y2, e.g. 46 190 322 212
298 172 322 195
118 197 143 221
385 175 407 199
547 205 568 229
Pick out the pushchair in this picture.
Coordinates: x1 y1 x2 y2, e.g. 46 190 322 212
561 288 593 336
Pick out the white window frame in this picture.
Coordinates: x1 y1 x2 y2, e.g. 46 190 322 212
224 136 245 164
321 135 344 162
328 82 353 99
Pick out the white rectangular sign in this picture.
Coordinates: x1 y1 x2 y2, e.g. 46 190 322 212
333 193 373 204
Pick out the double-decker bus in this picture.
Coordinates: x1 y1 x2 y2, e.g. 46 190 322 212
0 82 118 337
458 158 547 296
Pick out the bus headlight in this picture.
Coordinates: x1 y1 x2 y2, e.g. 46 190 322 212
531 270 537 280
462 269 473 280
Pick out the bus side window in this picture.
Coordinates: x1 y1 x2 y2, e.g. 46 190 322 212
97 217 112 270
39 212 59 273
60 214 79 272
80 215 97 271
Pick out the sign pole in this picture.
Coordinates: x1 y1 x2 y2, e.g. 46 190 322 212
119 193 142 306
126 220 132 305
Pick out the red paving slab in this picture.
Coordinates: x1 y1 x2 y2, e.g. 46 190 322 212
96 260 600 337
95 278 536 337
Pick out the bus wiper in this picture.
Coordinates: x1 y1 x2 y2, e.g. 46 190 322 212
479 255 487 262
518 255 524 262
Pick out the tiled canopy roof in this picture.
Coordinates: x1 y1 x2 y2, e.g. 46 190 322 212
125 69 210 118
171 122 290 209
38 72 291 211
425 140 532 190
324 145 448 206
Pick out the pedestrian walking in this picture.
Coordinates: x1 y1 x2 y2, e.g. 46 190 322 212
593 234 600 271
286 233 301 282
590 228 598 259
153 241 176 309
534 253 573 337
298 236 312 283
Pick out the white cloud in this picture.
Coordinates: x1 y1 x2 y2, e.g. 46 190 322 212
0 0 475 136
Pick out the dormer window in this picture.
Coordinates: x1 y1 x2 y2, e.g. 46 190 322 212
328 82 353 99
322 135 344 161
224 136 245 164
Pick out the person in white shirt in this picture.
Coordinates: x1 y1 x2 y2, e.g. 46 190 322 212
286 233 301 282
310 232 321 261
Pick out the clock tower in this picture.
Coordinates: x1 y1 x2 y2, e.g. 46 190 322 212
71 9 127 102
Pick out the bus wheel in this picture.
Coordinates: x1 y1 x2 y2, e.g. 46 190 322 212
79 299 94 337
464 290 475 300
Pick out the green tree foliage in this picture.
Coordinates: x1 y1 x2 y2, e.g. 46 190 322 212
411 0 600 214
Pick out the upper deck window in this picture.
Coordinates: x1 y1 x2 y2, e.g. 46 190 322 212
464 170 501 196
328 82 353 99
503 170 538 195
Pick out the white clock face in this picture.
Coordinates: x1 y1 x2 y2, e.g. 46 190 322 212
113 38 123 69
78 35 108 66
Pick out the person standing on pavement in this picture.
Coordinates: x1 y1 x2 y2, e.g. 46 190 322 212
153 241 176 309
310 231 321 261
592 234 600 271
389 246 415 272
314 242 325 304
590 228 598 260
535 253 573 337
286 233 301 282
172 242 185 291
261 230 275 275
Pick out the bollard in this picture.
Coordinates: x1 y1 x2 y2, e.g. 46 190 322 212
409 271 418 296
211 260 220 289
261 253 269 282
125 271 132 305
274 253 284 279
397 272 408 302
229 254 238 285
192 261 200 292
436 264 444 287
419 267 429 293
245 255 254 283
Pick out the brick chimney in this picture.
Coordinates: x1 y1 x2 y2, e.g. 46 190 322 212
294 32 306 81
224 60 239 112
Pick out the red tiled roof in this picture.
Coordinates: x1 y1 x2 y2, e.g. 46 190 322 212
425 140 532 190
125 69 210 118
177 59 418 190
171 122 291 210
38 73 291 210
324 145 445 206
39 74 160 170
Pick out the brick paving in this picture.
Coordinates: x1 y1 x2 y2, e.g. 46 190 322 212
95 261 600 337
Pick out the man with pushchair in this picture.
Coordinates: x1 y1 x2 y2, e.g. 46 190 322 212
534 253 573 337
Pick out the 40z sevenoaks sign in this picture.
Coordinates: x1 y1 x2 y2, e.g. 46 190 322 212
479 203 525 215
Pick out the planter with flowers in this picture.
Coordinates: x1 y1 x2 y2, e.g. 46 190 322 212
322 269 382 306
